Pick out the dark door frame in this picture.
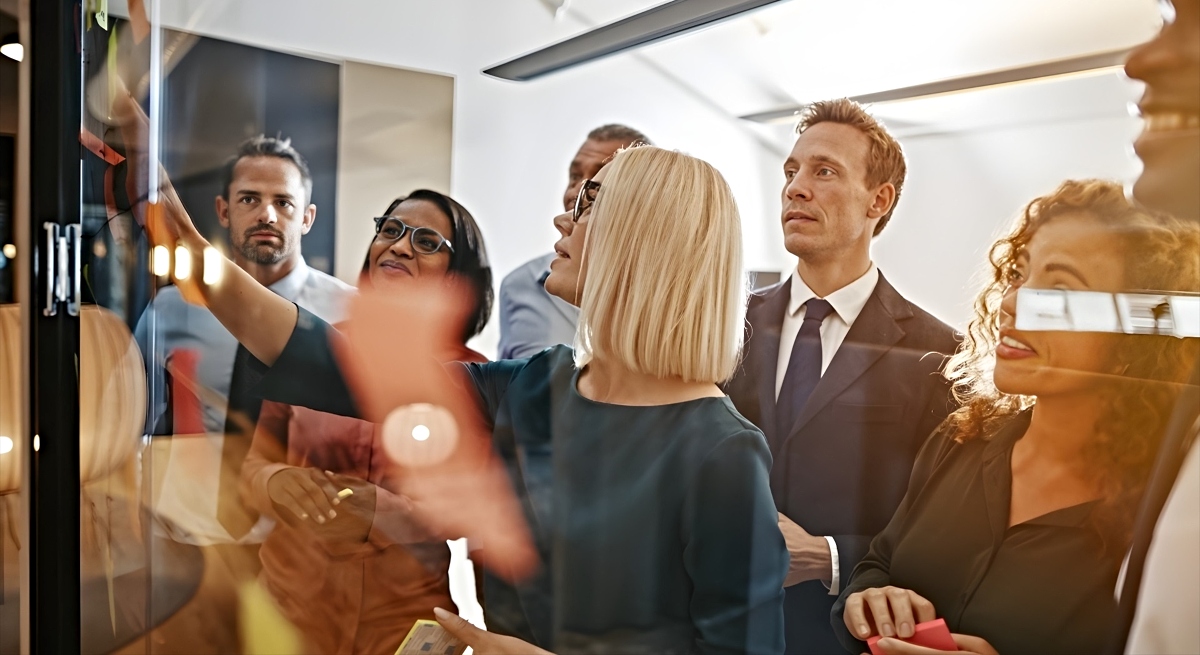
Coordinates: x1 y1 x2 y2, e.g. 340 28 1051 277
28 0 82 651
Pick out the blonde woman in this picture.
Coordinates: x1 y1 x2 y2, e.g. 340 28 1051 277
141 143 788 654
831 180 1199 655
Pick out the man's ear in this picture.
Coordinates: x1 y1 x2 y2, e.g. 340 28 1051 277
215 195 230 229
301 204 317 236
866 182 896 220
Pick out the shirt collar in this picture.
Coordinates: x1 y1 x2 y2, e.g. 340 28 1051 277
787 263 879 323
267 258 311 302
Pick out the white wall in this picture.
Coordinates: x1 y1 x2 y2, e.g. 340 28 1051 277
335 62 454 285
110 0 1151 339
109 0 789 356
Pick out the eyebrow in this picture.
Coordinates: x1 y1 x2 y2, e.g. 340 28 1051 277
236 189 297 202
783 153 847 170
810 154 846 169
1044 262 1092 287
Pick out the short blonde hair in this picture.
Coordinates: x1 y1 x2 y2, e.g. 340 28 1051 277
574 146 745 383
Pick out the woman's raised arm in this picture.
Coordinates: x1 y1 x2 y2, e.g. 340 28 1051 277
115 88 298 366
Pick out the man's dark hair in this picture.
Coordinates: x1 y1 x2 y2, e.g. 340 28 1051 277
220 135 313 203
587 124 653 147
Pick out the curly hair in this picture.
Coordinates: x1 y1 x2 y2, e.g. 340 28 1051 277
943 179 1200 546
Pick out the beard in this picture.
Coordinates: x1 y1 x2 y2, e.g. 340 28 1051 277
236 227 292 265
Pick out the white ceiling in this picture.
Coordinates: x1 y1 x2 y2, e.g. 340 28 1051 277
487 0 1157 140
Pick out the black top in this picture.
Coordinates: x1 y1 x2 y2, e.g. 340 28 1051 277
254 307 788 654
832 411 1123 655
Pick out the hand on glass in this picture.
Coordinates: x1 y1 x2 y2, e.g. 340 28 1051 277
868 633 998 655
777 512 832 587
336 284 538 581
843 586 936 641
433 608 554 655
110 76 209 307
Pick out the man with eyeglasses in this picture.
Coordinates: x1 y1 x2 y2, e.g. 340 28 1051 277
497 124 650 359
134 135 353 553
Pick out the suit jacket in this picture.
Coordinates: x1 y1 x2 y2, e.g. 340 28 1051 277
498 253 580 359
725 272 959 655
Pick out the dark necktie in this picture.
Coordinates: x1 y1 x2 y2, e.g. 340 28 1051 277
217 343 265 539
775 298 835 448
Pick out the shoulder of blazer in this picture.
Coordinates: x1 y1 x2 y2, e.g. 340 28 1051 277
876 272 961 354
749 277 787 299
747 278 790 315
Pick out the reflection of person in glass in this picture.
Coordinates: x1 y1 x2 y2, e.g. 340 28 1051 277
1118 1 1200 652
832 180 1199 655
131 125 788 650
239 190 492 653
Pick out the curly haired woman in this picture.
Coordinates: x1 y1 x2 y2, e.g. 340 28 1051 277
832 179 1199 655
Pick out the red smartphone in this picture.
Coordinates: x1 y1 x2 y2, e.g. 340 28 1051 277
867 618 958 654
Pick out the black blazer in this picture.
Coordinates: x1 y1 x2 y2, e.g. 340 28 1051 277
725 272 959 655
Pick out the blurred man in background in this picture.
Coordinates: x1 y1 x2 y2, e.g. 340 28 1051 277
497 124 650 359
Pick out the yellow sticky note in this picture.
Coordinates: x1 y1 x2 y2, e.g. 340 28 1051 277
395 619 466 655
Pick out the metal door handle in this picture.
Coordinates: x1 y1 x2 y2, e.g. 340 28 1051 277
42 222 58 317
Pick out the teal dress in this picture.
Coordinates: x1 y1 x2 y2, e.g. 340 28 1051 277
256 307 787 655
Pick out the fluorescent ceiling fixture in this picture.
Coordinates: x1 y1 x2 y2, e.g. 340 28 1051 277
483 0 787 81
741 47 1132 124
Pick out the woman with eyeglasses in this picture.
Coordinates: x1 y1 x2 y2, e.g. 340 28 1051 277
131 121 786 651
237 190 492 654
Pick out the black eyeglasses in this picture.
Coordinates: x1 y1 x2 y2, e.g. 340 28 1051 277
573 179 602 223
373 216 455 255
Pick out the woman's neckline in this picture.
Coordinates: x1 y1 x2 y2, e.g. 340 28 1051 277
570 366 726 409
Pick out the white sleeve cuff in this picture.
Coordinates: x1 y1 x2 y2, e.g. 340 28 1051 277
822 536 840 596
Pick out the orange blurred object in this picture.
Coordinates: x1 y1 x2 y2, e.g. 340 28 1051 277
335 282 538 581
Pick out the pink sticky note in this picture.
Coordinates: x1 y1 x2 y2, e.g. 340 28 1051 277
867 618 958 654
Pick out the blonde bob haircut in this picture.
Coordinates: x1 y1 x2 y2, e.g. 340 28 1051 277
573 146 746 384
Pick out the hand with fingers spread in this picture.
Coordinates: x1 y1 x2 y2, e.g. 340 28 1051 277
870 632 998 655
432 607 554 655
843 586 937 642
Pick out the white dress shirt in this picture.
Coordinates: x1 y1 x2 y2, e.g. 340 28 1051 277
1126 440 1200 654
134 259 355 545
774 263 880 595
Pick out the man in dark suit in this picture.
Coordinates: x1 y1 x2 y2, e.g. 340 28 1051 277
725 98 959 655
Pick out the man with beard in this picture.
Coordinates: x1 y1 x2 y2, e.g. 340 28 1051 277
1116 1 1200 652
135 135 353 546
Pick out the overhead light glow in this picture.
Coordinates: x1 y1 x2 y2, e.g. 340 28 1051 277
203 247 222 285
2 244 14 259
152 245 170 276
0 436 12 454
1 43 22 63
174 245 191 280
